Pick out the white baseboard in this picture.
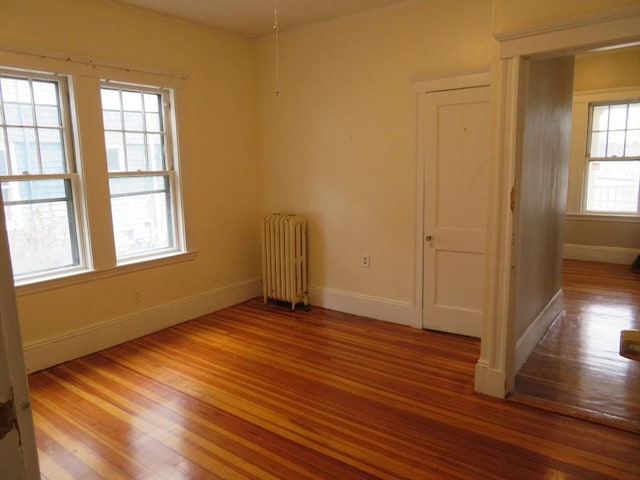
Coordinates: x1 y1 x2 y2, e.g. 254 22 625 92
308 285 420 328
474 360 507 398
515 289 563 374
564 244 638 265
23 277 262 373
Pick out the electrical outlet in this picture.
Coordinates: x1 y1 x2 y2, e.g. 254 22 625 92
361 255 370 268
134 291 141 304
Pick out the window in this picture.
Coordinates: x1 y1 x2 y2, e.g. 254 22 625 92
0 65 185 285
0 72 83 280
100 84 179 261
585 101 640 213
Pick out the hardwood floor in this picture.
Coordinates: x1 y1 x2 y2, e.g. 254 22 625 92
512 260 640 433
30 298 639 479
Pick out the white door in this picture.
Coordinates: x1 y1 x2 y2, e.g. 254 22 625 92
422 86 490 337
0 201 40 479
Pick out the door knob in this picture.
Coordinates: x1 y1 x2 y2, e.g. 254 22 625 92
425 235 433 242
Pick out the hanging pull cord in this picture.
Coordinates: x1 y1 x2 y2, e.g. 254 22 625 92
274 0 280 96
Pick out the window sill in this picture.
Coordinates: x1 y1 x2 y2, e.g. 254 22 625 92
15 250 197 297
565 213 640 224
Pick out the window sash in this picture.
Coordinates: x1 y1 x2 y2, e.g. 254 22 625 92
587 101 640 160
108 172 176 260
0 71 75 176
101 82 180 262
0 174 83 279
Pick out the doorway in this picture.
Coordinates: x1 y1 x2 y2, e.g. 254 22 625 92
510 46 640 431
474 12 640 400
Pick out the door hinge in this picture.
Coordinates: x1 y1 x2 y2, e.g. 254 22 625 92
510 185 517 212
0 392 16 440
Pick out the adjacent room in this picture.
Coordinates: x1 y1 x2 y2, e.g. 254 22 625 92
0 0 638 478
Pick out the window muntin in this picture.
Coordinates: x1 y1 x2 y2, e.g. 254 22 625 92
585 101 640 213
100 84 178 260
0 73 83 279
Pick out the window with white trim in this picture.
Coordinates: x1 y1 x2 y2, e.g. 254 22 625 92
0 67 185 285
0 72 84 280
100 84 178 261
585 101 640 213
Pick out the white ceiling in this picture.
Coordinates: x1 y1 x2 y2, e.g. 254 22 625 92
116 0 407 38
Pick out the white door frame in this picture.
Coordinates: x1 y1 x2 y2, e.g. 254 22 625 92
412 69 491 331
474 5 640 398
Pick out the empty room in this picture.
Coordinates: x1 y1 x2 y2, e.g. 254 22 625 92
0 0 639 478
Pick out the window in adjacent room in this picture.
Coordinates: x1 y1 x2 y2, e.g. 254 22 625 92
585 101 640 213
0 72 84 280
100 83 181 261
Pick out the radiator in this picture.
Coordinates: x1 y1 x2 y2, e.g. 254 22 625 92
262 214 308 309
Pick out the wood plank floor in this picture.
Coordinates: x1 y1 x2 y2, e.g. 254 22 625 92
30 298 639 479
512 259 640 433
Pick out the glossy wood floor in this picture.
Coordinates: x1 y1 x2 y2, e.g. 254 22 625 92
30 298 639 479
512 259 640 433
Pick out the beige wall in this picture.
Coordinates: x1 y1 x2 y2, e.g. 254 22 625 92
574 46 640 92
0 0 261 358
514 56 574 340
256 0 493 304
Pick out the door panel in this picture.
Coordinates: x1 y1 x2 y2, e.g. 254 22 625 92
0 199 39 478
422 86 490 337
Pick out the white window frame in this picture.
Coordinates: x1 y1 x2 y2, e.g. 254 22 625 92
0 69 88 282
567 87 640 218
100 81 184 263
584 99 640 214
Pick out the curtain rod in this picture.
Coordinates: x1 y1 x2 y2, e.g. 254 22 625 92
0 44 187 81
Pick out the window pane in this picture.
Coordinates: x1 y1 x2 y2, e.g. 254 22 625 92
105 131 125 171
0 129 7 175
1 179 79 277
628 103 640 130
1 78 31 103
607 130 625 157
626 129 640 157
35 104 61 127
109 175 172 258
122 90 142 111
586 161 640 213
609 104 628 131
102 110 121 130
146 133 164 170
590 131 607 157
100 88 120 110
145 112 161 132
33 81 60 127
125 132 145 170
123 110 143 130
4 101 33 125
32 81 58 106
7 127 38 173
144 93 159 112
39 128 65 173
591 105 609 131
